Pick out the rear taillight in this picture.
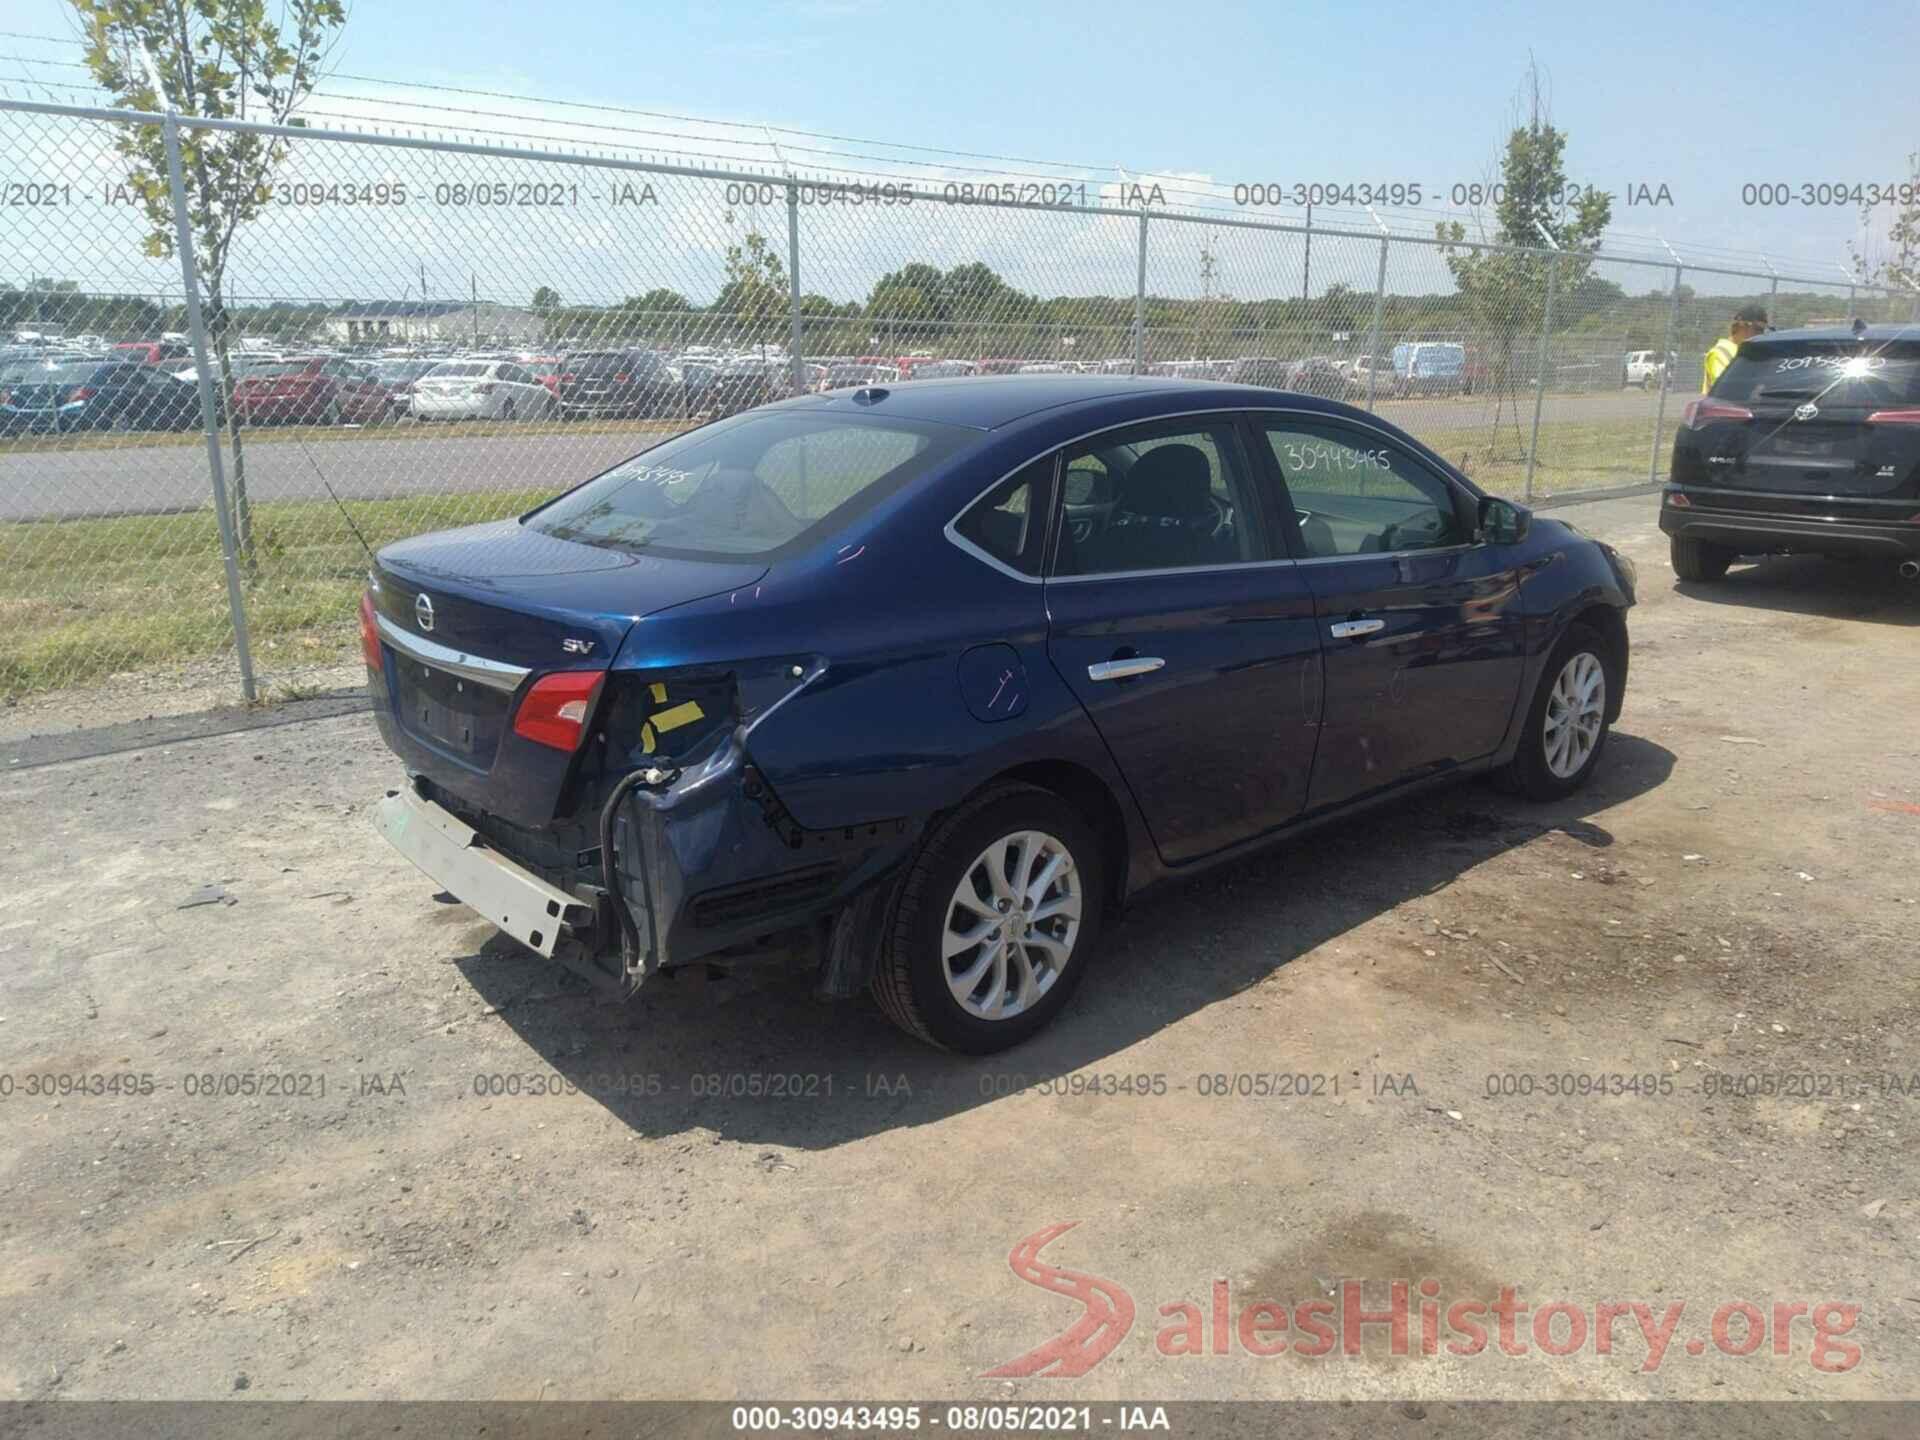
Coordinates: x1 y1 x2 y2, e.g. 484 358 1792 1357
67 386 97 403
561 372 575 383
1866 408 1920 425
1680 398 1753 429
359 592 382 672
514 670 605 751
613 372 631 383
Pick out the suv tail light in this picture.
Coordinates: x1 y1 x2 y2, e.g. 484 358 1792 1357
358 592 383 672
66 386 97 403
1866 408 1920 425
560 372 575 383
614 372 631 384
514 670 606 751
1680 398 1754 429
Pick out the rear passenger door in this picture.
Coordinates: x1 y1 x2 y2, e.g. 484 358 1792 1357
1256 415 1526 812
1044 415 1324 866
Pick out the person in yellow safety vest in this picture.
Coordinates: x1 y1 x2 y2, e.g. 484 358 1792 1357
1703 303 1769 392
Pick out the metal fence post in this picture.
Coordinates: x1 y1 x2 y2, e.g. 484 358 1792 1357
162 112 256 704
1133 210 1148 374
1648 264 1684 485
785 181 804 394
1523 254 1558 503
1365 234 1388 412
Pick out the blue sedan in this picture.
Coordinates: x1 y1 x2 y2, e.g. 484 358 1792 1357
364 376 1634 1052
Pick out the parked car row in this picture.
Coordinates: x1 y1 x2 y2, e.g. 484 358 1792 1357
0 358 210 435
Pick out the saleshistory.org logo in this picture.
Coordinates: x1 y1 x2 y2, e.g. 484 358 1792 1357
983 1223 1863 1376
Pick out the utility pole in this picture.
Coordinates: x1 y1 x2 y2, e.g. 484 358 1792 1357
471 273 479 346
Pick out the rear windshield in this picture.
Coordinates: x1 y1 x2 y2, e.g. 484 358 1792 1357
526 412 972 559
374 360 434 380
10 361 101 384
1713 341 1920 407
427 363 490 378
248 361 317 377
569 352 645 375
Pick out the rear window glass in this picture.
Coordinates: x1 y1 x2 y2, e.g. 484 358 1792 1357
570 352 643 375
248 361 316 377
527 413 972 559
1713 343 1920 407
373 360 434 380
9 362 98 384
954 459 1049 575
427 363 490 378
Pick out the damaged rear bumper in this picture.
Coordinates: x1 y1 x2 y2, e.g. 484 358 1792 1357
380 733 922 997
374 787 591 958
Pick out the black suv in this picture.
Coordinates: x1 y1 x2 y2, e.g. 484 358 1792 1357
556 349 683 419
1661 324 1920 581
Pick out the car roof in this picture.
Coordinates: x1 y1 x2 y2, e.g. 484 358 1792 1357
1749 323 1919 346
774 373 1364 430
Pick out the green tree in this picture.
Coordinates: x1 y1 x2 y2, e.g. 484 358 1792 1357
625 287 693 313
1851 150 1919 300
712 225 788 342
72 0 346 566
1436 63 1613 455
867 262 950 342
530 285 561 341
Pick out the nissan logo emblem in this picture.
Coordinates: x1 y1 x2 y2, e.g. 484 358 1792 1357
1793 402 1819 422
414 593 435 632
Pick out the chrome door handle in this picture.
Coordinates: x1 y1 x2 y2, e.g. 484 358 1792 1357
1329 618 1385 640
1087 656 1165 682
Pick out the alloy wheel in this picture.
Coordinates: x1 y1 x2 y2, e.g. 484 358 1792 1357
942 829 1081 1020
1543 651 1606 779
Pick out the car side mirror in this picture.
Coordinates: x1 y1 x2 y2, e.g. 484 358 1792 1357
1478 495 1531 545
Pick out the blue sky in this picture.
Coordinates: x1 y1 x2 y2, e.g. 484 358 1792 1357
6 0 1917 293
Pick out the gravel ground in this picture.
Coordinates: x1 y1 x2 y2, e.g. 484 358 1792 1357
2 491 1917 1404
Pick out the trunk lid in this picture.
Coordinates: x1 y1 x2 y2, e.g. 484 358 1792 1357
369 518 765 818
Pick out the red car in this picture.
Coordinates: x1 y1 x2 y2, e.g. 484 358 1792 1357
232 357 390 426
112 340 191 365
523 356 564 400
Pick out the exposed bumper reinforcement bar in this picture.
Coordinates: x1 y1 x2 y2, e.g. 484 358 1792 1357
374 787 589 958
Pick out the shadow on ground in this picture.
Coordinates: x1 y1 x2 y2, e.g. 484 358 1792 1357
1676 554 1920 626
456 733 1675 1149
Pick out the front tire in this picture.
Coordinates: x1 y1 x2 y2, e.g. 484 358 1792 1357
1495 624 1616 801
872 785 1103 1053
1670 535 1734 582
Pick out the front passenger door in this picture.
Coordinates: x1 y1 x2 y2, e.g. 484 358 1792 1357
1259 418 1527 812
1045 417 1324 865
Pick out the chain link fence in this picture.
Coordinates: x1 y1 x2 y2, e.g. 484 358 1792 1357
1 97 1913 715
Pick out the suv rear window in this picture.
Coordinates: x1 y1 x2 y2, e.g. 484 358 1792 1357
570 352 647 376
1713 341 1920 408
527 412 972 559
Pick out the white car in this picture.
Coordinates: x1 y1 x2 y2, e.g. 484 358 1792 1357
1623 350 1674 389
1344 354 1393 394
410 360 556 421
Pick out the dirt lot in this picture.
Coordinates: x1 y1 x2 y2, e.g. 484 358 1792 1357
2 490 1917 1404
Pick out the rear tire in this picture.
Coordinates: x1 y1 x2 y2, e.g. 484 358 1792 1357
872 785 1103 1054
1494 623 1616 801
1671 535 1734 582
